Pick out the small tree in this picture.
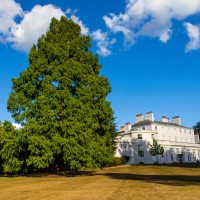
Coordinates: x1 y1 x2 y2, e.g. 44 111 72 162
149 139 164 164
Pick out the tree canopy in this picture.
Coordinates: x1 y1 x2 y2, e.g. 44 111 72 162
4 16 116 173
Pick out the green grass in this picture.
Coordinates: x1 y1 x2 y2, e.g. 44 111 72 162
0 164 200 200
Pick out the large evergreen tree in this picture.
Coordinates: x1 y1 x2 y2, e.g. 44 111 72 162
6 16 115 172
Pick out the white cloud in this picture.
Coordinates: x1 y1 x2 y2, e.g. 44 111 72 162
184 22 200 52
0 1 108 56
0 0 23 36
65 9 89 35
12 123 22 130
0 1 90 52
9 4 65 52
1 0 200 55
67 10 111 56
92 29 116 56
159 29 172 43
103 0 200 48
70 14 89 35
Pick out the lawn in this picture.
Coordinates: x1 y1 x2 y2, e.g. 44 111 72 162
0 164 200 200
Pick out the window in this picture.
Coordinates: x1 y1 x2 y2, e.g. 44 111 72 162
193 151 196 161
176 150 179 161
138 145 144 157
170 150 174 161
188 152 191 161
123 145 127 152
165 152 168 162
151 134 154 139
180 129 181 133
122 144 130 156
155 126 157 130
142 126 145 130
138 134 142 139
182 151 185 161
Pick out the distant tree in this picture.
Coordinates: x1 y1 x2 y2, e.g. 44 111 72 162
6 16 116 172
149 139 164 164
193 121 200 136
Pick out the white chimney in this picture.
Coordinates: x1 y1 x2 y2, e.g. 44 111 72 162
162 116 169 123
125 122 131 133
146 111 154 121
136 114 144 123
120 126 125 132
172 116 181 125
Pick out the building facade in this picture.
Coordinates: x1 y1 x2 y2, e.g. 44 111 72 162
115 112 200 164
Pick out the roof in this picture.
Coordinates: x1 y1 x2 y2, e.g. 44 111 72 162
131 120 189 129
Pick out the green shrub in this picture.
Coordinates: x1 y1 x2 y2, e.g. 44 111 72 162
119 156 126 164
111 156 130 166
122 156 130 163
112 157 122 166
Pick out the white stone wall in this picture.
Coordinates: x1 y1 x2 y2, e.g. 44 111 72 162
152 123 195 144
115 121 200 164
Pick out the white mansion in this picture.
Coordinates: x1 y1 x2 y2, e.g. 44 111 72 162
115 112 200 164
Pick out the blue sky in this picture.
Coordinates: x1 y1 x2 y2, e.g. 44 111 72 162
0 0 200 129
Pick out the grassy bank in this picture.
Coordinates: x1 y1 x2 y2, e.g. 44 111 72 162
0 164 200 200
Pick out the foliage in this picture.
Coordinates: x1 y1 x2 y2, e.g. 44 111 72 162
122 155 130 163
5 16 116 172
111 156 129 166
112 157 122 166
0 121 23 173
0 121 4 173
193 121 200 136
149 139 164 164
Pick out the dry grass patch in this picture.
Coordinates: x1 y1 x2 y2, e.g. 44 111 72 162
0 164 200 200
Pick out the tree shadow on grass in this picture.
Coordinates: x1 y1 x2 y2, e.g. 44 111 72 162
0 171 95 178
100 172 200 186
165 162 200 168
